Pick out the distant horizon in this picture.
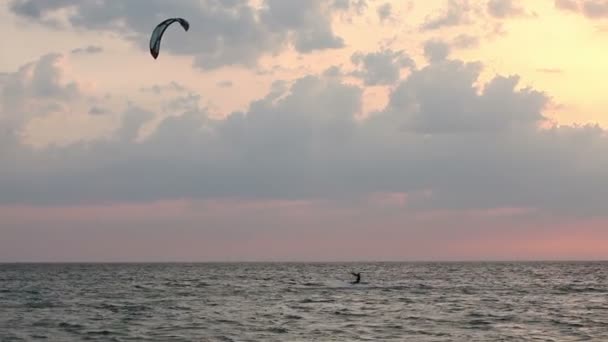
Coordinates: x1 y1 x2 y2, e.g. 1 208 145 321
3 258 608 264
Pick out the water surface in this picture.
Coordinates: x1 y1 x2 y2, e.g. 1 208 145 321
1 262 607 341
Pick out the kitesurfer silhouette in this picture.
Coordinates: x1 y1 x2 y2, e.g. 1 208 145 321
351 272 361 284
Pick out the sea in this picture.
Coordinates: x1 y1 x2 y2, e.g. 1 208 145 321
1 262 607 341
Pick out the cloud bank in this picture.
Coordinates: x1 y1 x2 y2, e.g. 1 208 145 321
1 49 607 219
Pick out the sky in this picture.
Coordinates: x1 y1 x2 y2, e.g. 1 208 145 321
1 0 608 262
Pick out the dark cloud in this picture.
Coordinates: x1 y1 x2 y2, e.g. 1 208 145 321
350 49 415 86
9 0 349 69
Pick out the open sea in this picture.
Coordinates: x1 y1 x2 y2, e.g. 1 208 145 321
1 262 607 341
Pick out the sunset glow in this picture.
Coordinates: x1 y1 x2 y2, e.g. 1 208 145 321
1 0 608 261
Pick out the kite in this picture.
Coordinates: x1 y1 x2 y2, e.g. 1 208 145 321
149 18 190 59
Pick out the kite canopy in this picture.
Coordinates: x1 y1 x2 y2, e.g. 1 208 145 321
149 18 190 59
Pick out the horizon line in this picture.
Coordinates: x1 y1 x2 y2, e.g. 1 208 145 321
2 259 607 264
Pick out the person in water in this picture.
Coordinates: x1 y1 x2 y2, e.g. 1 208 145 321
351 272 361 284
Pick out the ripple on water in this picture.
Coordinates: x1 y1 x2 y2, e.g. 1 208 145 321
1 262 607 341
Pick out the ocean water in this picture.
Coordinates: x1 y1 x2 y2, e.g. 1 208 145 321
1 262 607 341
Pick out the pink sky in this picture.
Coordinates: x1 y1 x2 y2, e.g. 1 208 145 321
1 198 607 261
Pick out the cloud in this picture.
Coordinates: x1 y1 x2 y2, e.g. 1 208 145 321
582 0 608 18
114 106 156 142
0 53 82 130
71 45 103 55
88 106 108 116
376 3 392 22
554 0 608 18
2 47 608 218
260 0 345 53
555 0 579 11
487 0 525 18
217 80 233 88
322 65 344 78
140 82 188 95
350 49 415 86
423 39 451 63
9 0 349 69
383 60 547 134
420 0 473 31
331 0 367 14
451 34 480 49
536 68 564 74
0 52 123 151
